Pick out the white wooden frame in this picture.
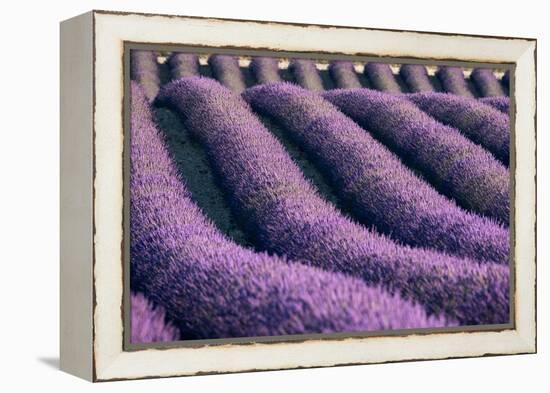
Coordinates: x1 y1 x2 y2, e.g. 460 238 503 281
60 10 537 382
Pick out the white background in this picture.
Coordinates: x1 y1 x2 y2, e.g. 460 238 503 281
0 0 546 391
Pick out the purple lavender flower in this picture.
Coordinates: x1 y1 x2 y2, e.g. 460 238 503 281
157 77 510 325
244 82 509 264
207 54 246 93
479 96 510 114
399 64 435 92
288 59 324 91
363 62 402 93
328 61 362 89
131 81 448 338
130 50 160 102
471 68 506 97
408 92 510 166
323 88 509 225
131 292 180 343
167 52 200 80
249 57 282 84
436 66 474 97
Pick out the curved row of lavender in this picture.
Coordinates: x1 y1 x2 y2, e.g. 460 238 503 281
167 52 200 80
244 82 508 264
324 88 510 226
249 57 282 84
479 96 510 114
130 50 161 102
363 63 402 93
131 292 180 343
399 64 435 93
288 59 325 91
131 81 447 340
207 54 247 93
436 66 474 97
471 68 506 97
156 76 509 325
408 92 510 166
328 61 362 89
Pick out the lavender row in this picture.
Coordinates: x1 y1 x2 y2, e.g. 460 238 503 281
479 96 510 114
288 59 325 91
328 61 362 89
131 292 180 344
471 68 506 97
399 64 435 92
249 57 282 84
207 54 247 93
244 82 509 264
436 66 474 97
323 89 509 225
157 77 510 325
130 50 160 102
363 62 402 93
131 81 446 338
502 71 510 89
167 52 200 80
408 92 510 166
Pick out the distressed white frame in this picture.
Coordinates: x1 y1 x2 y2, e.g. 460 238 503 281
61 10 536 381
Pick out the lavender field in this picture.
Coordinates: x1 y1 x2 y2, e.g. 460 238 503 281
129 50 511 344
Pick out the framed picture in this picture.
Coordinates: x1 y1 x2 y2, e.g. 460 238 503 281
60 10 537 382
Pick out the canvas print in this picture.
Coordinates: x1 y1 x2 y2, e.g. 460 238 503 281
128 48 511 345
